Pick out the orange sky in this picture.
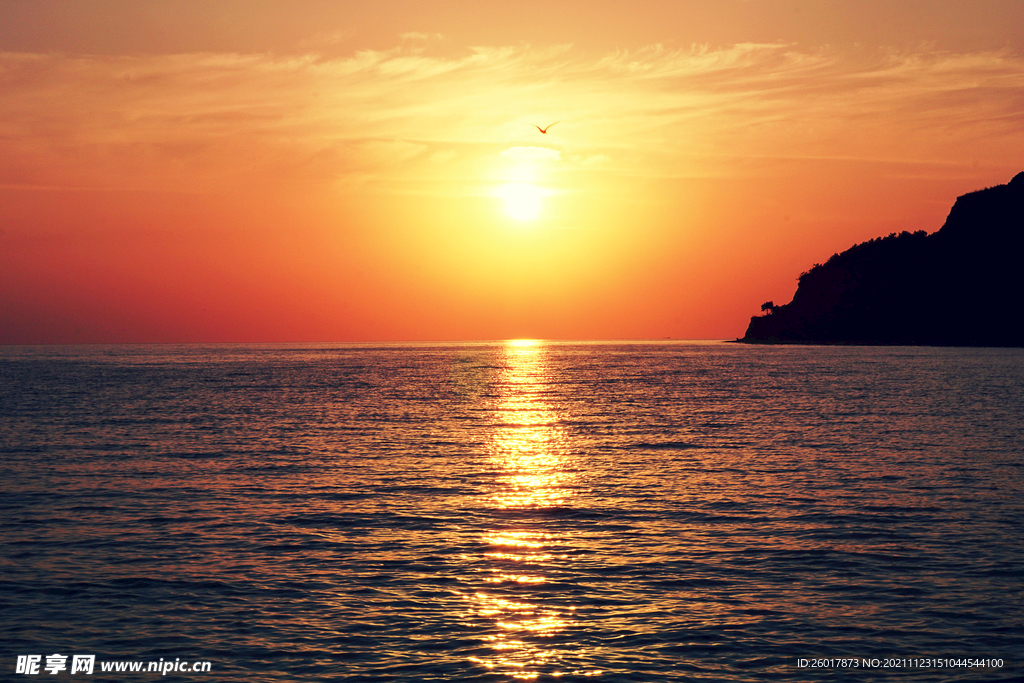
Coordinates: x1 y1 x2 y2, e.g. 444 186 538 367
2 0 1023 343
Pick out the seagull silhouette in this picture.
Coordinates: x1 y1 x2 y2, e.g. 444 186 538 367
531 121 559 134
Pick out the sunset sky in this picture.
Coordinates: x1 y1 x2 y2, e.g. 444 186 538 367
2 0 1023 343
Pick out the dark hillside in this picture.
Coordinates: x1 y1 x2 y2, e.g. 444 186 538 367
741 172 1024 346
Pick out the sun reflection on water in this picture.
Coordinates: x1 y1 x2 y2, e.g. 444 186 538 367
489 341 573 511
463 340 600 679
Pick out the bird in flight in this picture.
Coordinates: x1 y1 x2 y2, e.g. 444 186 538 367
531 121 559 134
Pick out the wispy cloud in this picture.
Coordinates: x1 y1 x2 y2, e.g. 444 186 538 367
500 146 561 161
399 32 444 42
1 42 1022 191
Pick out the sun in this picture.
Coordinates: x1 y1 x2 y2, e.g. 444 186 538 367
498 182 543 221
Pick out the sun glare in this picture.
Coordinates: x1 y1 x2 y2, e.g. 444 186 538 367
498 182 543 221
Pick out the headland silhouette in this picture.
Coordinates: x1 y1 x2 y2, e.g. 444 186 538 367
741 172 1024 347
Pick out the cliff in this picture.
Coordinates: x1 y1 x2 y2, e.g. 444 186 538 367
741 172 1024 347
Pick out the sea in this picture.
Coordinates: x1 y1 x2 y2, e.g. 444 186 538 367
1 341 1021 682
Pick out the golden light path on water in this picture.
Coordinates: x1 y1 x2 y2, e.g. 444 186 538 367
465 340 601 679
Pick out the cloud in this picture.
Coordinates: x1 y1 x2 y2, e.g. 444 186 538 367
578 154 610 166
1 42 1022 192
399 32 444 42
500 146 561 161
297 31 353 50
351 139 427 165
429 149 457 164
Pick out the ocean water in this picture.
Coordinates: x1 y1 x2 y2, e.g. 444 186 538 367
1 341 1021 682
